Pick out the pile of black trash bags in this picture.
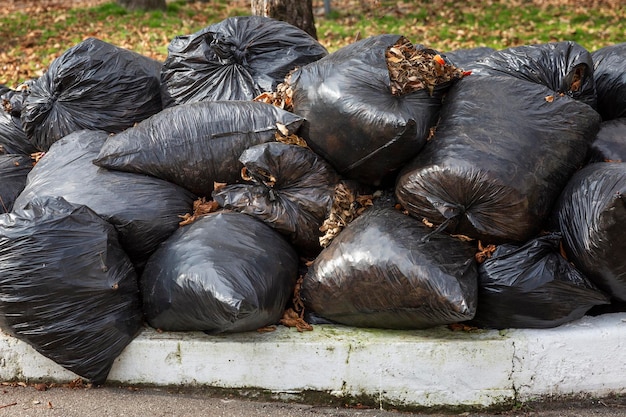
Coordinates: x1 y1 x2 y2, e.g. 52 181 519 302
0 15 625 385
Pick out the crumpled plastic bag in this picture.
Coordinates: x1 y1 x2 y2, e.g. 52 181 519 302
552 162 626 301
0 89 37 155
301 205 478 329
0 154 32 213
212 141 340 256
472 41 597 108
471 233 609 329
290 34 463 186
13 130 196 271
20 37 163 151
141 210 299 333
94 100 303 197
396 73 601 244
0 196 142 384
592 42 626 120
160 15 327 107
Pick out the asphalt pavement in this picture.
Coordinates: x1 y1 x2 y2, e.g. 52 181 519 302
2 384 626 417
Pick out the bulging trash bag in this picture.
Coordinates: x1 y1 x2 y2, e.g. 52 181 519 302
94 100 304 197
592 42 626 120
290 34 465 186
141 211 299 333
470 233 609 329
0 196 142 384
13 130 196 270
588 118 626 163
160 15 328 107
395 74 601 244
444 46 495 69
212 141 340 256
20 37 163 151
301 206 478 329
0 154 32 213
552 162 626 301
0 107 37 156
1 79 39 119
473 41 597 108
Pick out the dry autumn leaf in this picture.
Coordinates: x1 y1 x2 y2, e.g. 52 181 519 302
178 197 220 226
475 241 497 263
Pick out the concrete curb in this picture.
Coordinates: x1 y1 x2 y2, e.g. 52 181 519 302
1 312 626 409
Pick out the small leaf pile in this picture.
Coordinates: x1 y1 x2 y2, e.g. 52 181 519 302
386 36 467 96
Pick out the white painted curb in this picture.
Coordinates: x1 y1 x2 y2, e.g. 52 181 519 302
1 312 626 409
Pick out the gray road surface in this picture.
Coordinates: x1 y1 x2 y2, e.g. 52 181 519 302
1 383 626 417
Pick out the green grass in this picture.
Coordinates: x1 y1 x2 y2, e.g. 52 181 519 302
0 0 623 86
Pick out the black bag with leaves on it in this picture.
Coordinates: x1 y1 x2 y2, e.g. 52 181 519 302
20 37 163 151
141 211 299 333
160 15 327 107
301 205 478 329
395 73 601 244
592 42 626 121
470 233 609 330
13 130 196 270
588 118 626 163
0 196 142 385
0 107 37 156
1 80 37 118
212 141 340 257
290 34 464 186
94 100 304 197
0 154 32 213
552 162 626 301
472 41 597 109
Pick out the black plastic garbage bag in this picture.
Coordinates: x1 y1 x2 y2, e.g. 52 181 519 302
0 107 37 155
552 162 626 301
0 196 142 384
94 100 304 197
141 210 299 333
212 142 340 256
588 118 626 163
1 83 32 117
301 206 478 329
396 74 601 244
20 37 163 151
444 46 495 69
0 154 32 213
470 233 609 329
290 34 461 186
160 15 327 107
472 41 597 108
13 130 196 270
592 42 626 120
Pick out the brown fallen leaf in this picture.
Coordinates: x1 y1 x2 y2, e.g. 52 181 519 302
34 383 47 391
257 325 277 333
475 240 497 263
448 323 480 332
179 197 220 226
280 308 313 332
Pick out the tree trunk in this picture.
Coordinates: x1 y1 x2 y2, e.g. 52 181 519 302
251 0 317 40
118 0 166 11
